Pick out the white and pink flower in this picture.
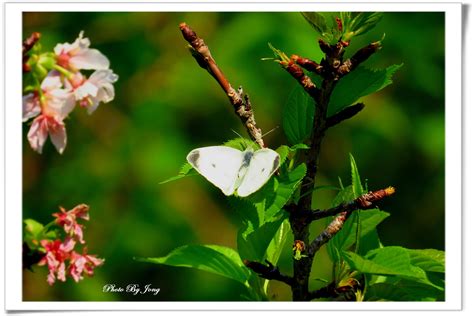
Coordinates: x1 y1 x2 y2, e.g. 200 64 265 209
54 31 110 71
53 204 90 244
66 69 118 114
24 72 75 154
69 250 105 283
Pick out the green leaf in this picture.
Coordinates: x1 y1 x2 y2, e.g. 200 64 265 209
328 64 403 116
282 85 315 145
24 219 44 237
223 138 259 151
159 162 197 184
327 209 390 262
137 244 251 285
359 229 383 256
275 145 290 166
233 164 305 262
246 163 307 222
301 12 342 44
349 154 364 197
265 219 291 265
407 249 445 273
365 280 443 301
342 12 383 41
343 247 443 290
237 214 287 262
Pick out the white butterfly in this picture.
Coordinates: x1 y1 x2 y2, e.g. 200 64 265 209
187 146 280 197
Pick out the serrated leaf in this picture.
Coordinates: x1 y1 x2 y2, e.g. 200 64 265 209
343 247 443 290
328 64 403 116
343 12 383 40
301 12 342 44
232 164 306 263
407 249 445 273
365 280 443 301
137 244 250 285
159 162 197 184
242 163 307 222
283 85 315 145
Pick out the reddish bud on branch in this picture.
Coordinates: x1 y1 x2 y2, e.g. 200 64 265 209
291 54 323 74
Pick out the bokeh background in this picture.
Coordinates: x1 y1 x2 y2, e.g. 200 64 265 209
22 12 445 301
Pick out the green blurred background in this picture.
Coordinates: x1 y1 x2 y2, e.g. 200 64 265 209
22 12 445 301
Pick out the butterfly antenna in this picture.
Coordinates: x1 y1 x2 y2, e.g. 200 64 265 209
231 129 244 139
261 126 280 139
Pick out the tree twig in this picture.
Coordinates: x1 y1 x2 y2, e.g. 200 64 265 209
325 103 365 128
23 32 41 72
243 259 294 286
307 187 395 256
179 23 265 148
338 41 382 77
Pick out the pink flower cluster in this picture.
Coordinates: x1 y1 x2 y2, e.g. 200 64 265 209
38 204 104 285
23 31 118 154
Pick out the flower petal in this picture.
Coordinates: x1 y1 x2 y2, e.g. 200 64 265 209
48 119 67 154
70 49 110 70
27 116 49 154
22 93 41 122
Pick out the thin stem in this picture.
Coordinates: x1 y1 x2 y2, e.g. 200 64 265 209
179 23 265 148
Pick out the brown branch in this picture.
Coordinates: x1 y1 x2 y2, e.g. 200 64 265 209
308 280 358 301
325 103 365 128
338 41 382 77
291 54 323 75
279 60 320 99
243 259 294 286
179 22 265 148
307 187 395 256
23 32 41 72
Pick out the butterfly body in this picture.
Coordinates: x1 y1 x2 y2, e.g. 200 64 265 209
186 146 280 197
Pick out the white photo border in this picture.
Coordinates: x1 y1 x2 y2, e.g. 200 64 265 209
4 1 462 311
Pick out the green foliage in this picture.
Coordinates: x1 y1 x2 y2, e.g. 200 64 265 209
282 85 315 145
301 12 342 44
340 12 384 41
343 246 444 294
159 162 196 184
223 138 259 151
138 244 251 285
407 248 445 273
328 64 403 116
301 12 383 44
326 209 390 262
350 153 365 197
324 154 444 301
234 163 306 262
23 219 56 250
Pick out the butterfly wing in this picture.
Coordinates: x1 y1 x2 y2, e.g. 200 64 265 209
187 146 243 196
236 148 280 197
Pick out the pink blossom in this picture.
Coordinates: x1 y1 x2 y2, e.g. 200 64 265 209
54 31 110 71
69 250 104 282
38 238 76 286
66 70 118 114
53 204 90 243
27 115 67 154
26 72 75 154
22 93 41 122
